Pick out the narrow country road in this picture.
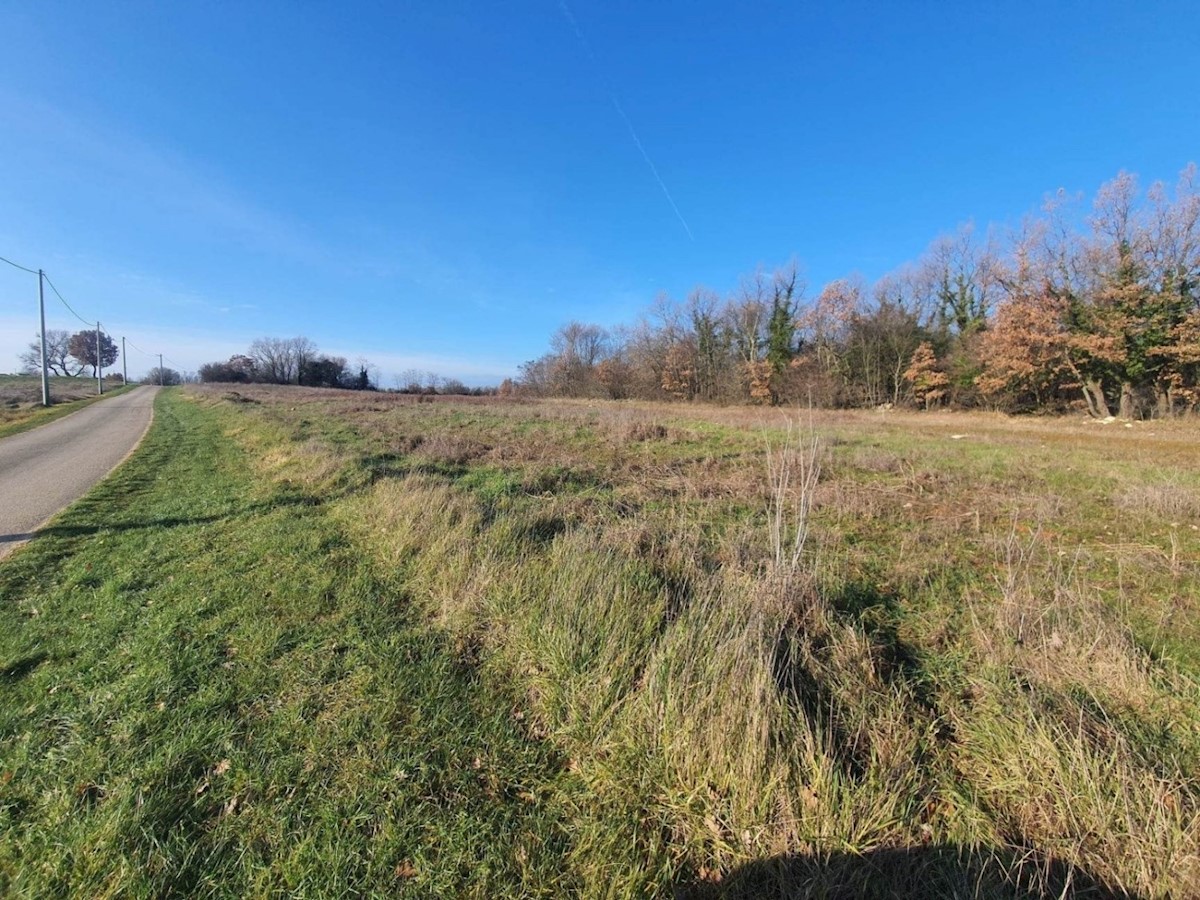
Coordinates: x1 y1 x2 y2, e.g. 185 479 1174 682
0 386 159 561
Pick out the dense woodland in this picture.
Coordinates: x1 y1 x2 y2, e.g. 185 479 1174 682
514 167 1200 418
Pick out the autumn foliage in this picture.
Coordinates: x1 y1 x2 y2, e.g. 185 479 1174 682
520 166 1200 418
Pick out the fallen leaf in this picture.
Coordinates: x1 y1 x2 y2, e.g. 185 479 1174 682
704 815 724 841
394 862 417 879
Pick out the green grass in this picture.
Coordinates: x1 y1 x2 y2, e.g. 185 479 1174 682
3 386 1199 897
0 375 133 439
188 387 1200 897
0 392 582 897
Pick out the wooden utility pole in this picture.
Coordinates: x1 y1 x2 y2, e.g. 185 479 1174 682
38 270 50 407
96 322 103 395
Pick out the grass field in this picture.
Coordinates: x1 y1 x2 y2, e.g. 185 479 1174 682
0 374 131 438
2 386 1198 897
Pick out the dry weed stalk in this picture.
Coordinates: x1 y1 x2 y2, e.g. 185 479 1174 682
765 418 822 580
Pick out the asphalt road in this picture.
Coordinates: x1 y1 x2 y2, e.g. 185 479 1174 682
0 386 159 560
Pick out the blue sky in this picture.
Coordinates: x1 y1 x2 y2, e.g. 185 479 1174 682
1 1 1197 384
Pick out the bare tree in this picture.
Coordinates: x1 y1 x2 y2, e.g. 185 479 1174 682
249 336 318 384
19 329 83 376
144 367 183 386
549 321 609 396
687 288 727 401
922 221 1002 336
724 268 769 368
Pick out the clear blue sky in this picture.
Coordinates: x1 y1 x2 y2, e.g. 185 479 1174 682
1 1 1197 383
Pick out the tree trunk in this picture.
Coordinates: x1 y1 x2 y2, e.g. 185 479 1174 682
1119 382 1136 420
1156 385 1172 419
1082 379 1111 418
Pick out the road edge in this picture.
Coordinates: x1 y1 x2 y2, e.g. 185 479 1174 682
0 386 161 562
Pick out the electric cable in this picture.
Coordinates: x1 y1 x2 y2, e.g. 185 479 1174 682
41 274 93 326
0 253 39 275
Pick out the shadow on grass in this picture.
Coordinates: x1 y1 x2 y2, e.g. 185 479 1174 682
0 495 326 577
30 494 324 541
677 845 1141 899
1 651 48 681
827 579 950 732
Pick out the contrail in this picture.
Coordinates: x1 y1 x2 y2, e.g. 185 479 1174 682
608 95 695 241
558 1 695 241
559 0 590 48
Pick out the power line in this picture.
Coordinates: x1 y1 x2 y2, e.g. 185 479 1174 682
41 274 93 326
0 253 39 275
6 248 188 403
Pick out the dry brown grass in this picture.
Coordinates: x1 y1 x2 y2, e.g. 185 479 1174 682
0 375 126 433
0 376 95 409
1114 480 1200 521
186 383 1200 896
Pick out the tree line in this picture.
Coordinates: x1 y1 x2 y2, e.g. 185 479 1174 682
199 337 375 390
513 166 1200 418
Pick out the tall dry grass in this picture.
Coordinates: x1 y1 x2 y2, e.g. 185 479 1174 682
336 446 1198 896
200 385 1200 896
955 522 1200 895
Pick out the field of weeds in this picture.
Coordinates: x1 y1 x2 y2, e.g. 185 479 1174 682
183 385 1200 897
4 384 1197 897
0 374 126 437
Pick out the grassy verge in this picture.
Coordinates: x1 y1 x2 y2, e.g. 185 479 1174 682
0 375 133 439
0 391 581 897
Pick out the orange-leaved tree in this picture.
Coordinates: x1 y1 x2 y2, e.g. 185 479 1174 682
903 341 949 409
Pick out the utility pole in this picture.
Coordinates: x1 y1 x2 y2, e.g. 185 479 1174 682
158 354 164 386
122 336 128 385
95 322 103 395
38 270 50 407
